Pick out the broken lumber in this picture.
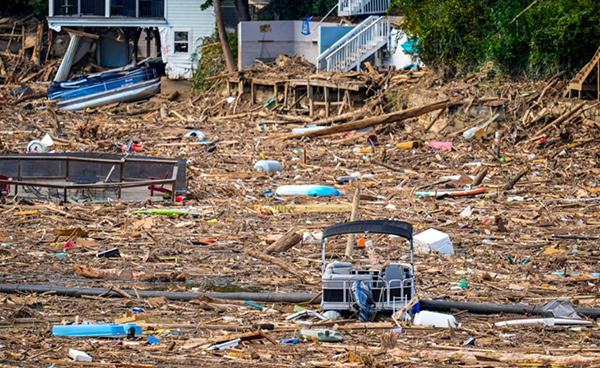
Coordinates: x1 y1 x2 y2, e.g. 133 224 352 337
530 101 586 139
345 185 361 258
62 27 100 40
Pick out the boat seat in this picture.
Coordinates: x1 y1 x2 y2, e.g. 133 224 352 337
324 261 352 275
323 261 373 290
381 263 407 287
381 263 413 301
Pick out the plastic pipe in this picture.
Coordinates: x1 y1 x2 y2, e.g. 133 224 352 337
2 284 600 319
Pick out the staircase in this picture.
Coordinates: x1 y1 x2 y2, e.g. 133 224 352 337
338 0 390 16
567 46 600 99
317 16 389 72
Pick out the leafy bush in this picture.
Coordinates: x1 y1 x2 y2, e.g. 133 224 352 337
393 0 600 79
0 0 47 18
191 31 238 92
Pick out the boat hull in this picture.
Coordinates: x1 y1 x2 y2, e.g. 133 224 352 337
56 78 161 111
48 66 162 111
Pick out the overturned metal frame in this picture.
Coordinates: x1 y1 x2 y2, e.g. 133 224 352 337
0 155 179 203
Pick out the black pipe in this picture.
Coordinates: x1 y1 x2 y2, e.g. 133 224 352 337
0 284 318 304
419 299 600 319
2 284 599 319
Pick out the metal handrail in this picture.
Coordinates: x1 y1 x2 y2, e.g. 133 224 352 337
321 16 389 72
323 276 413 309
317 15 378 69
338 0 390 16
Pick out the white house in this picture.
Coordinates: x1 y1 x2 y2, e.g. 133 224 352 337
47 0 216 79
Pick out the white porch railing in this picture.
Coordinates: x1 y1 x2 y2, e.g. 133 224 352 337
338 0 390 16
317 16 389 72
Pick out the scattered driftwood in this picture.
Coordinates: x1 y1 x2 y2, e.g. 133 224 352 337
246 250 306 284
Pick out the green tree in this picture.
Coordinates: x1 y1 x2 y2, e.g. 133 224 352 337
0 0 47 18
259 0 337 20
392 0 600 78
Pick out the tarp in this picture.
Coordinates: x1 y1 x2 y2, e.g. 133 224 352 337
401 39 421 54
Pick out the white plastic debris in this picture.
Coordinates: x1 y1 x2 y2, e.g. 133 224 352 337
41 133 54 147
494 318 592 327
27 140 47 153
462 113 500 139
413 311 457 328
302 232 322 245
69 349 92 362
323 310 341 321
414 228 454 255
254 160 283 173
459 206 473 217
206 338 241 351
291 125 327 134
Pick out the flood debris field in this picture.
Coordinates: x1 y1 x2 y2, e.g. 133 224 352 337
2 56 600 367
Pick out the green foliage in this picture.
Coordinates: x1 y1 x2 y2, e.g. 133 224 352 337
0 0 47 18
191 31 238 92
259 0 337 20
392 0 600 79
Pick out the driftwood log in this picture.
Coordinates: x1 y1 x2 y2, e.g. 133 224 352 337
265 228 302 254
285 97 502 139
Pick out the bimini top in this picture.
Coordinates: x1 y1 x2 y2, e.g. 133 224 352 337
322 220 413 241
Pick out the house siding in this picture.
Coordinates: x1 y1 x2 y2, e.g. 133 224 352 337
163 0 215 79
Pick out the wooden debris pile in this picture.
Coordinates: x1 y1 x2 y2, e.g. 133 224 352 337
0 60 599 366
0 15 58 85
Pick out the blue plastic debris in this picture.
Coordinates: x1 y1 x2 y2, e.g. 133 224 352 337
132 307 145 313
281 338 299 344
147 336 160 344
52 323 142 338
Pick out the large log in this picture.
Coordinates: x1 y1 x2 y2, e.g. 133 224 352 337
284 98 501 139
265 228 302 254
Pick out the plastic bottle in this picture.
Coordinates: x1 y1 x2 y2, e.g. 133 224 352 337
254 160 283 173
396 141 420 150
365 240 379 266
336 175 357 183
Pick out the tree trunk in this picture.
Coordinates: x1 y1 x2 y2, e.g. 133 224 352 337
214 0 236 72
234 0 251 21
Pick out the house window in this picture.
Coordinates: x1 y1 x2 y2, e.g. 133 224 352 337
174 31 190 53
